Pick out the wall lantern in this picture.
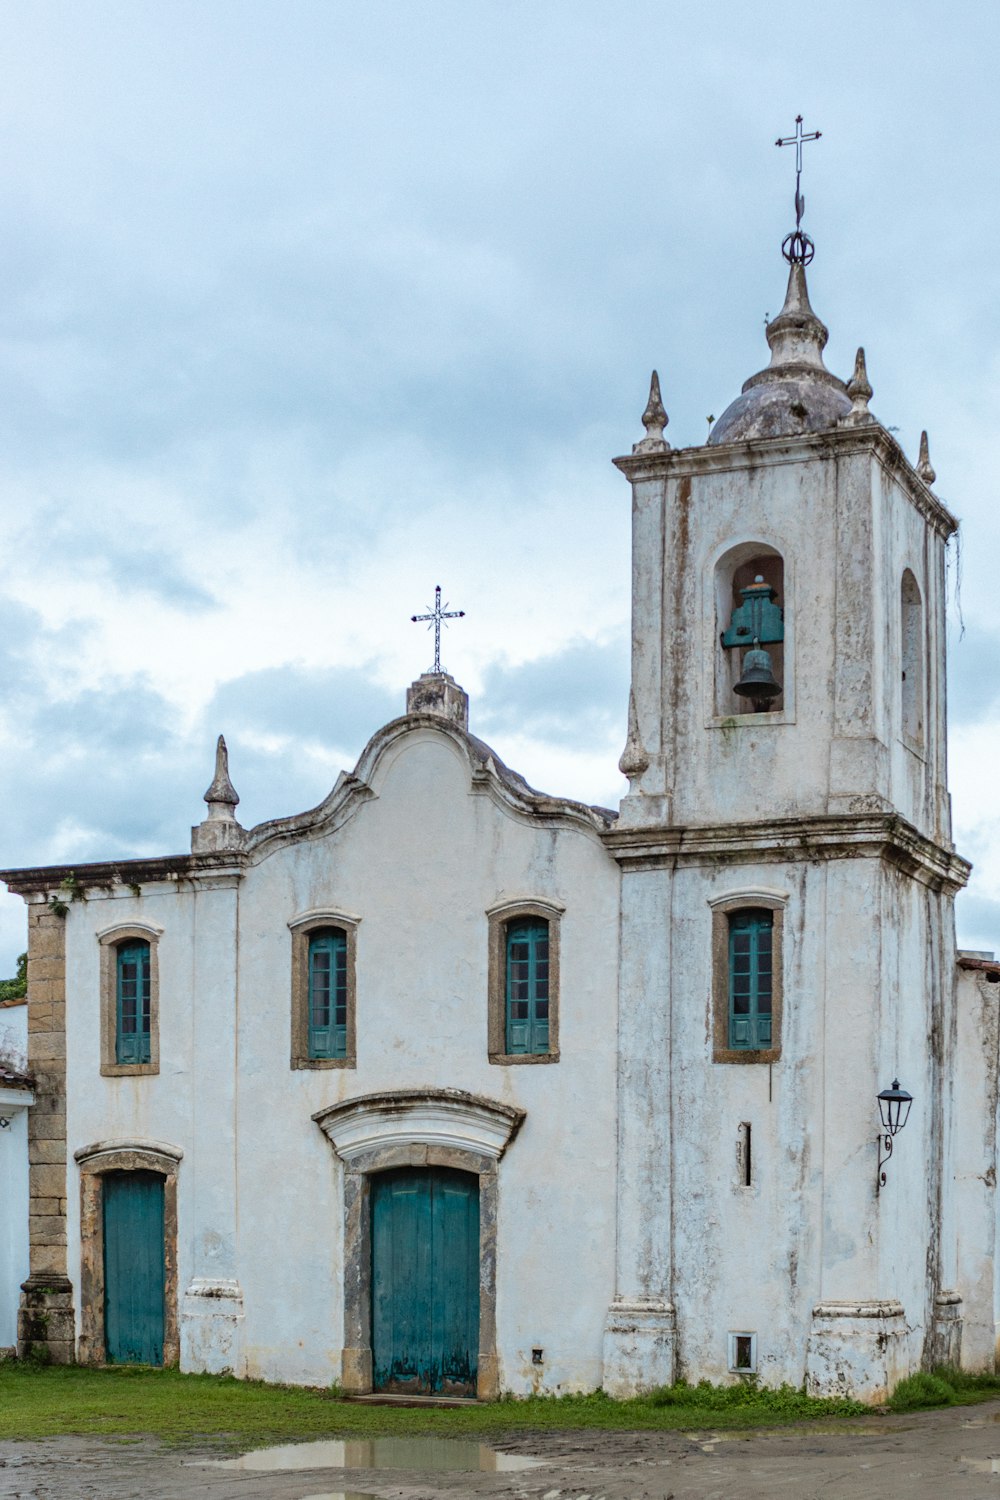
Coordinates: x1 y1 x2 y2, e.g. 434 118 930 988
876 1079 913 1194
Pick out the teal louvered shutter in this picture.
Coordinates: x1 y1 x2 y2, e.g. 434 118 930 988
505 920 549 1055
728 909 773 1049
308 929 348 1059
116 942 151 1064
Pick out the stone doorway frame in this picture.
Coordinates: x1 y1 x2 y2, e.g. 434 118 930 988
313 1088 524 1401
75 1139 182 1366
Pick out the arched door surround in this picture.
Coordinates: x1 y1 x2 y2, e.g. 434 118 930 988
313 1088 524 1401
75 1139 181 1365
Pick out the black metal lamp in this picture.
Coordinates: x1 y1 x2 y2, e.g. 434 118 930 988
876 1079 913 1194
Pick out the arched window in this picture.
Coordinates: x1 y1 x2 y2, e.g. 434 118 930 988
307 928 348 1060
115 941 151 1065
714 545 786 717
901 569 924 747
505 919 550 1056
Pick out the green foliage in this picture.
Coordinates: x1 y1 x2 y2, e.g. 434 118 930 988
645 1377 866 1418
889 1366 1000 1412
0 952 27 1002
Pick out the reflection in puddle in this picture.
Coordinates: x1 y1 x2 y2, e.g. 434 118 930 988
962 1454 1000 1474
201 1436 545 1473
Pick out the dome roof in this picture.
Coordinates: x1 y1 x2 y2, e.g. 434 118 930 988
709 263 850 445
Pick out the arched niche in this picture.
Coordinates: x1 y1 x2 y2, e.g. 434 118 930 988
900 569 924 748
713 542 787 718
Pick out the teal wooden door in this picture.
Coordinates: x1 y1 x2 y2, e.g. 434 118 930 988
371 1167 479 1396
103 1171 165 1365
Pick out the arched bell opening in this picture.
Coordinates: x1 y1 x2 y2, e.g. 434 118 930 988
714 544 787 717
900 569 925 748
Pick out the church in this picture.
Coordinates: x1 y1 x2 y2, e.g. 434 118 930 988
3 215 999 1404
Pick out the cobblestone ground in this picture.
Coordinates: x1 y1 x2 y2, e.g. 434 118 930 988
4 1401 1000 1500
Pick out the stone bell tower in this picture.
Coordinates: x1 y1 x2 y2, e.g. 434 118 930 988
602 234 970 1398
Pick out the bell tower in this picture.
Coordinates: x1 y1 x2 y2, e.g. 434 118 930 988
602 223 970 1398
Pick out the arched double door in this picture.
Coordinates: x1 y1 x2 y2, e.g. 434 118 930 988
370 1167 479 1396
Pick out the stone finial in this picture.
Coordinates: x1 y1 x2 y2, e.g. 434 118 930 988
633 371 670 454
840 347 874 427
917 430 937 485
203 734 239 820
193 735 246 854
618 689 650 781
764 262 831 371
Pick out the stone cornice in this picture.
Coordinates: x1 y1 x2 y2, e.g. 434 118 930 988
0 852 244 897
613 425 958 540
603 812 970 893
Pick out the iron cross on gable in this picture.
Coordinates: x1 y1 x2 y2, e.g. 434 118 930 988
411 585 465 674
776 114 822 230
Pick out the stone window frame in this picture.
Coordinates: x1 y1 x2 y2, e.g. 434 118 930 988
75 1138 182 1366
710 890 785 1065
487 897 564 1065
98 922 163 1078
289 908 360 1070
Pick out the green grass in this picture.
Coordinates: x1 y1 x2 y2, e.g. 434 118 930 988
0 1364 874 1444
888 1366 1000 1412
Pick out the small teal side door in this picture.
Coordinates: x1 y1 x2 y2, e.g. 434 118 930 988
371 1167 479 1396
103 1171 165 1365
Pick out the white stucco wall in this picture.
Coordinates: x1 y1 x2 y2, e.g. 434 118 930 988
0 1001 30 1350
61 721 619 1391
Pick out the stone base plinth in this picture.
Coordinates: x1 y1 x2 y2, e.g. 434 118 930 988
341 1344 373 1393
180 1278 244 1375
602 1297 676 1396
930 1290 963 1369
17 1274 75 1364
806 1299 907 1403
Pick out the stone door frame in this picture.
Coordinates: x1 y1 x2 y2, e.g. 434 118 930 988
75 1139 182 1366
314 1088 524 1401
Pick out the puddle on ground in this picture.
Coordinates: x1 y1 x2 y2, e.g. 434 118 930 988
962 1455 1000 1475
297 1494 378 1500
199 1436 545 1474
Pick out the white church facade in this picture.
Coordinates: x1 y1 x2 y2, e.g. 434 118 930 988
4 247 1000 1403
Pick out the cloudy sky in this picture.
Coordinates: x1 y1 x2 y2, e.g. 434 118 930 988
0 0 997 968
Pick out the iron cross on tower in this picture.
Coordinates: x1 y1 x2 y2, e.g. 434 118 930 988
411 585 465 674
775 113 821 264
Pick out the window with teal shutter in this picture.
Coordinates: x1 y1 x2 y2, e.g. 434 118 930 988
308 929 348 1059
505 920 549 1055
116 942 151 1065
728 909 773 1050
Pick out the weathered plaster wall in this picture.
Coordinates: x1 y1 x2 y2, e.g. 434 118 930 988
621 432 952 846
953 964 1000 1371
60 724 619 1391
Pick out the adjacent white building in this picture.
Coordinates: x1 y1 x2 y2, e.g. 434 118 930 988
0 997 32 1355
5 247 999 1402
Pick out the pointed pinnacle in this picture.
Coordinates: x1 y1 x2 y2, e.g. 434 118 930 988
204 733 239 808
633 370 670 454
839 346 875 427
848 347 873 404
618 689 650 780
917 430 936 485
